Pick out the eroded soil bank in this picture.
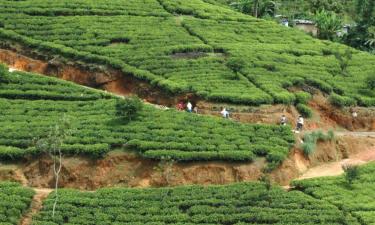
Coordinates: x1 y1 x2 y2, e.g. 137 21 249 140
0 136 374 189
0 47 190 106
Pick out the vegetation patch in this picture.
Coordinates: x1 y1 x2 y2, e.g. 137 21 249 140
301 130 335 156
0 65 294 164
0 0 373 105
294 162 375 224
0 182 34 225
33 182 358 224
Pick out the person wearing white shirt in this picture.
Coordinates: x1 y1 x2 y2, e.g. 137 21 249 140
186 101 193 113
296 116 304 131
221 108 229 119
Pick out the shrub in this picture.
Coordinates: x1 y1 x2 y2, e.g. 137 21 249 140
0 64 6 82
305 78 333 93
226 57 245 73
301 130 335 156
295 92 312 104
329 93 356 107
115 96 143 121
366 74 375 90
342 164 359 185
296 103 313 118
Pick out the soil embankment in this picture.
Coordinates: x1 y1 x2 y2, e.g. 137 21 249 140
0 135 374 189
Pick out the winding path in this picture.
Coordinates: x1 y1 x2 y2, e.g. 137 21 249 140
20 188 53 225
297 147 375 180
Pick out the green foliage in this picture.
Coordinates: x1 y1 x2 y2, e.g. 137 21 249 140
0 0 374 106
230 0 277 18
0 182 34 225
0 64 6 83
296 103 313 118
226 57 245 73
315 10 342 41
115 97 143 121
33 182 356 224
366 74 375 90
344 0 375 53
342 164 360 185
333 48 352 76
301 130 335 156
329 93 356 107
0 69 294 163
293 162 375 224
295 91 312 104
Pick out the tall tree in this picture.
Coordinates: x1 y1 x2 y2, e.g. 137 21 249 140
345 0 375 52
230 0 277 18
36 115 72 217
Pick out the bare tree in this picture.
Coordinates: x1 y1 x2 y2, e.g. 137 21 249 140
36 115 72 217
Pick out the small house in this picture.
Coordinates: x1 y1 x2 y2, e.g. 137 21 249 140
293 19 318 36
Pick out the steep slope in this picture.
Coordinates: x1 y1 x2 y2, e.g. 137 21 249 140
0 0 374 105
0 182 34 225
294 162 375 225
33 182 359 224
0 64 294 166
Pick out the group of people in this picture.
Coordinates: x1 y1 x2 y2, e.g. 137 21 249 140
176 101 231 119
280 114 304 132
176 101 198 113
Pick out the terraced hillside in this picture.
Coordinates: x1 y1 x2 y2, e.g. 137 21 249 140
33 182 359 225
0 182 34 225
0 0 374 106
294 162 375 225
0 64 294 165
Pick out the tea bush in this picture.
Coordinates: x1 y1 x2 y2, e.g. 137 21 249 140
0 67 294 164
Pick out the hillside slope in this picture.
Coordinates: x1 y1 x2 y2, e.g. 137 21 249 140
0 0 374 105
0 64 294 165
294 162 375 224
33 182 359 224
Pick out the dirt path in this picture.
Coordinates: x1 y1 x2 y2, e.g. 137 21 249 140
335 131 375 137
20 188 53 225
297 147 375 180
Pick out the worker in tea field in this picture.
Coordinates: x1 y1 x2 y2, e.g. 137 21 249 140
221 107 230 119
186 101 193 113
352 110 358 119
280 115 287 126
296 116 304 131
176 101 184 111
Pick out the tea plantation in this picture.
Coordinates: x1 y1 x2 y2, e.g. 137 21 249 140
294 162 375 225
0 182 34 225
0 65 294 164
0 0 374 106
32 182 359 225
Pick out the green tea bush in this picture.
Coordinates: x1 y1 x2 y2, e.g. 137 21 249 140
366 74 375 90
115 96 143 121
293 163 375 224
295 91 312 104
296 103 313 118
0 68 294 163
33 182 356 224
0 182 34 225
329 93 356 107
0 0 374 106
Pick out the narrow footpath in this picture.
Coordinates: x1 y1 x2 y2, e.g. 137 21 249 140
20 188 53 225
297 147 375 180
